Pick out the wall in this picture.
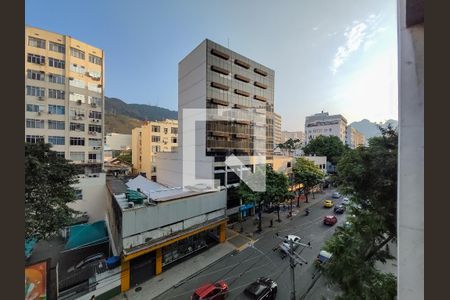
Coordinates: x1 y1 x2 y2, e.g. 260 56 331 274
303 156 327 173
105 133 132 150
397 0 424 298
69 173 108 223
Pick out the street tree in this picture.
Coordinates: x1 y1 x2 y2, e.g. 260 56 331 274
302 135 347 165
25 142 81 240
239 165 291 231
292 157 324 203
321 125 398 299
277 138 301 156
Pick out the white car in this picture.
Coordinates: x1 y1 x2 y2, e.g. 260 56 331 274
342 197 350 205
279 235 301 254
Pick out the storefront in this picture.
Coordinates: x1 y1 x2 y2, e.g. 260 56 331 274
240 202 254 218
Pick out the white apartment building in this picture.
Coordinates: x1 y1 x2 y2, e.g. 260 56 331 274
25 26 107 222
105 133 132 151
281 130 305 144
304 111 347 144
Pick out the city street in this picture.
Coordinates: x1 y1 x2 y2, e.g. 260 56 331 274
155 189 345 300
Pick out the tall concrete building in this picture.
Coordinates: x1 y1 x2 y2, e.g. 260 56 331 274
304 111 347 144
273 112 282 146
157 39 275 219
346 126 366 149
25 26 107 222
131 119 178 180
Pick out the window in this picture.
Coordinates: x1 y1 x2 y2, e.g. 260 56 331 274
88 138 102 147
70 123 85 131
49 41 65 53
26 104 45 112
89 111 102 119
88 124 102 133
74 189 83 200
171 127 178 134
26 135 44 143
172 137 177 143
88 82 102 93
69 93 86 103
70 137 85 146
47 73 65 84
88 152 100 161
70 47 85 59
69 78 86 89
70 152 85 162
26 85 45 97
152 136 160 142
87 70 101 79
70 63 86 74
89 54 102 65
27 53 45 65
28 36 46 49
88 96 102 106
48 105 65 115
26 119 45 129
48 120 65 130
152 126 160 133
69 108 85 117
48 89 65 99
55 151 65 158
164 128 168 134
152 145 161 152
48 136 65 145
49 57 65 69
27 69 45 81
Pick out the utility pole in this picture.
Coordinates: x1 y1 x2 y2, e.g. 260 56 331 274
289 238 296 300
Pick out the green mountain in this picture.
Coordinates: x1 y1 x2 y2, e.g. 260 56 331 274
105 97 178 134
349 119 398 140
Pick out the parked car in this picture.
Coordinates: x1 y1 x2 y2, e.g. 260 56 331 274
315 250 333 266
191 280 229 300
279 235 302 254
342 197 350 205
331 192 341 199
323 215 338 226
67 253 105 273
334 204 345 214
323 200 334 208
236 277 278 300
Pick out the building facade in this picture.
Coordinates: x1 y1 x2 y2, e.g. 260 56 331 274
105 133 132 151
304 111 347 144
25 26 106 222
131 119 178 180
273 112 282 146
345 126 366 149
281 130 305 144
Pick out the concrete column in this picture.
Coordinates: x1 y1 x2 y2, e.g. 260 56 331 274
155 248 163 275
120 260 130 292
219 223 226 243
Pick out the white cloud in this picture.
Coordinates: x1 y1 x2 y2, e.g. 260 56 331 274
312 26 319 31
330 14 385 74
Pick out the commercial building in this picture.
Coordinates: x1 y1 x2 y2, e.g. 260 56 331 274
25 26 106 222
274 112 282 146
105 133 132 151
346 126 366 149
105 175 227 291
281 130 305 144
131 119 178 180
156 39 275 220
304 111 347 144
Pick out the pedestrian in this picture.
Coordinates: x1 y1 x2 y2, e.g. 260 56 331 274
270 219 273 227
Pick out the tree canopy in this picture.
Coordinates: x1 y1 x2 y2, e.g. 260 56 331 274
302 135 347 165
277 138 301 156
25 142 81 240
292 157 325 202
321 125 398 299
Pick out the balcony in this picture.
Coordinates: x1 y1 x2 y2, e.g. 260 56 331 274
254 68 268 77
254 95 268 102
209 98 229 106
234 74 250 83
254 81 268 89
234 89 250 97
211 65 230 76
234 59 250 69
210 49 230 60
211 82 229 91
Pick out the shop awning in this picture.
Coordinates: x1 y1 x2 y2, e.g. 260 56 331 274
64 220 108 250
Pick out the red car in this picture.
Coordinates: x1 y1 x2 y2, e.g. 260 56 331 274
191 280 229 300
323 215 337 226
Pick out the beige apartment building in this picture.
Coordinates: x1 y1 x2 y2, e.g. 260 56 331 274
305 111 348 144
25 26 107 222
281 130 305 144
131 119 178 180
274 112 282 146
346 126 366 149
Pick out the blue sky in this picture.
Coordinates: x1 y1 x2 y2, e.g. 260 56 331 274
26 0 398 131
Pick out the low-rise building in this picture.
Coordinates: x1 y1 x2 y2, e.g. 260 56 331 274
131 119 178 180
302 155 328 174
105 175 227 291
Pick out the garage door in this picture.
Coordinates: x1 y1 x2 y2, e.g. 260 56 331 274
130 251 156 287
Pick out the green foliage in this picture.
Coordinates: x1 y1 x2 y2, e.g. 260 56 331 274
292 157 324 201
117 151 132 164
25 142 81 240
321 125 398 299
302 135 347 165
277 138 301 156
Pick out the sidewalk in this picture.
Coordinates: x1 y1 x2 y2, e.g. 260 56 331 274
112 242 236 300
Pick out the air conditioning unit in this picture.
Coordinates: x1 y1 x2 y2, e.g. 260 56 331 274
37 111 42 116
91 103 97 108
77 100 82 105
72 116 78 120
96 119 100 123
48 111 52 114
38 96 45 101
78 116 83 120
128 202 135 209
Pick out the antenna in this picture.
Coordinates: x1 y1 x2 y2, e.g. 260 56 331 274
227 38 230 48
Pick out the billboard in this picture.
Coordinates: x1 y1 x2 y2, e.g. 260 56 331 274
25 260 48 300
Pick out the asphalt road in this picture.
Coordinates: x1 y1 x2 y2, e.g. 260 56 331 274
155 190 347 300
